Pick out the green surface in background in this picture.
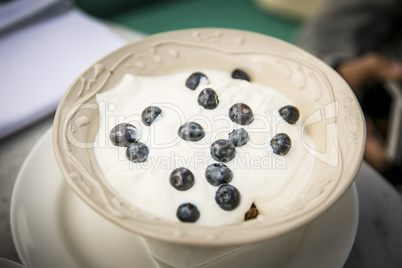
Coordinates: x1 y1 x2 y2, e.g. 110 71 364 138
99 0 301 43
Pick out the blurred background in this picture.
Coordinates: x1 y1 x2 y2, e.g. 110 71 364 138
74 0 313 41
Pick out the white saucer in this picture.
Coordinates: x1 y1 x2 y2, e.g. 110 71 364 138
10 128 358 268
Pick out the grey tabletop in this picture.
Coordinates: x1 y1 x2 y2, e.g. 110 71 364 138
1 115 402 267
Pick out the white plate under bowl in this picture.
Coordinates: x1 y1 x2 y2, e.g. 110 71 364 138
10 128 358 268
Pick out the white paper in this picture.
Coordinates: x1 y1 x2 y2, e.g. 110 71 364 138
0 8 129 139
0 0 68 32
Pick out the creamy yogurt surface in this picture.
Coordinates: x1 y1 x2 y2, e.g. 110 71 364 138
94 70 316 226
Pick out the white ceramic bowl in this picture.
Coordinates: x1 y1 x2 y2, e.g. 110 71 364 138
53 28 365 267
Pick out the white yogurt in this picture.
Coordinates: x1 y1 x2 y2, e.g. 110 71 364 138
94 70 316 226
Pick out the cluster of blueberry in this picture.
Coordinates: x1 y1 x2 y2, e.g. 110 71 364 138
109 105 163 163
174 70 300 223
172 70 255 222
109 69 300 223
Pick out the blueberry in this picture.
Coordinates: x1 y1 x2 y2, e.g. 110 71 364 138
279 105 300 124
270 133 291 156
169 167 195 191
178 122 205 141
215 184 240 211
228 103 254 125
110 123 139 147
228 128 249 147
185 72 208 90
197 88 219 109
205 163 233 186
141 106 162 126
210 139 236 163
177 203 200 223
126 142 149 163
231 69 250 81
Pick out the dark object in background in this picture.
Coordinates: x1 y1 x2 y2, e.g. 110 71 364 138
360 83 391 137
76 0 171 17
360 82 402 184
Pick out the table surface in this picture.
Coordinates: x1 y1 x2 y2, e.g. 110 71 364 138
1 1 402 266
